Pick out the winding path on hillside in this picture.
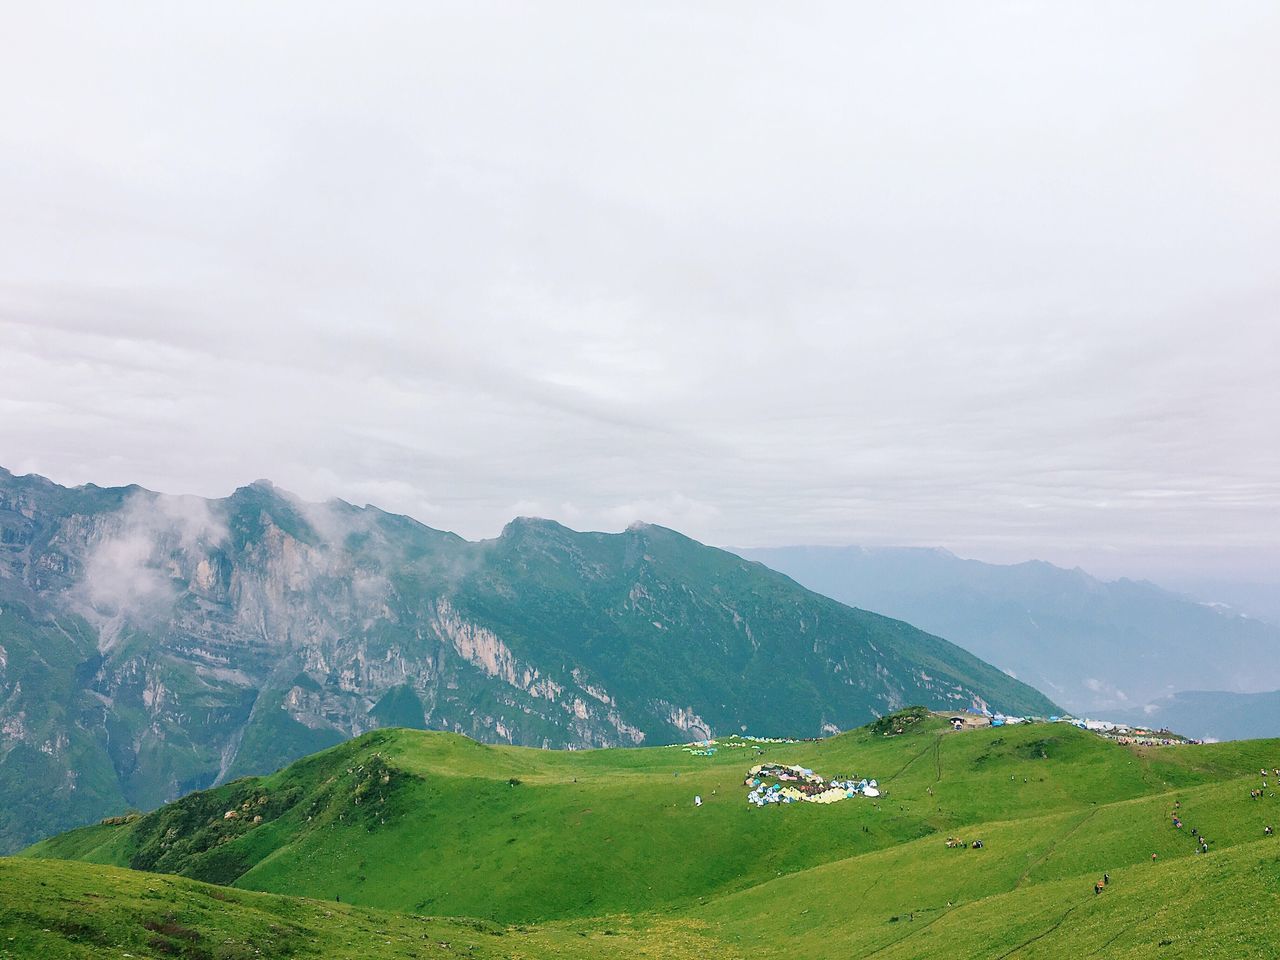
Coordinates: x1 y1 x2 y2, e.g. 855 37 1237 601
1014 807 1099 888
858 806 1098 959
884 733 945 786
994 899 1086 958
858 900 955 959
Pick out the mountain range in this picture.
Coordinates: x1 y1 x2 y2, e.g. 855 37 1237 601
738 545 1280 738
0 467 1052 852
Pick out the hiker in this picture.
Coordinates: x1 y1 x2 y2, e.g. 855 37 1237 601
1103 873 1109 885
1094 882 1103 895
1151 853 1158 862
694 795 702 807
1265 825 1273 836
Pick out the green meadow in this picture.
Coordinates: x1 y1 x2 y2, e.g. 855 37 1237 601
9 712 1280 958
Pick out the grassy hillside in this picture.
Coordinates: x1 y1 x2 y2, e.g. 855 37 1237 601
14 715 1280 957
0 857 720 959
9 839 1279 960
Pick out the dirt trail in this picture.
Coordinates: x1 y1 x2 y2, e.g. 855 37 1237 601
885 734 944 785
995 899 1085 958
1015 808 1098 888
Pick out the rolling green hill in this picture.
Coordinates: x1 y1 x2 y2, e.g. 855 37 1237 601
14 713 1280 957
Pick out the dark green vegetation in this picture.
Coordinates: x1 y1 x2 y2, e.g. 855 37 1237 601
16 713 1280 957
741 544 1280 734
0 467 1053 850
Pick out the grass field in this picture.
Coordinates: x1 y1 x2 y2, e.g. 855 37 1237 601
0 857 725 960
10 712 1280 958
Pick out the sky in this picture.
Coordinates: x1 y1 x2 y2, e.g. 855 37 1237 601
1 1 1277 584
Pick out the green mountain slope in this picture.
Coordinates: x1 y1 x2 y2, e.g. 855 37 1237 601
0 466 1054 850
12 716 1280 958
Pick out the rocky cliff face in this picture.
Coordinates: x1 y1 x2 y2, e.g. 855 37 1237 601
0 467 1056 850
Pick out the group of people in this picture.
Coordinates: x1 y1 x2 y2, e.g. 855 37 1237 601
1250 768 1277 799
1251 768 1277 835
944 837 982 849
1169 801 1211 855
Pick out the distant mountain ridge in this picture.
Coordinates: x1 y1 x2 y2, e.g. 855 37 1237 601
1113 690 1280 743
0 467 1054 851
737 545 1280 738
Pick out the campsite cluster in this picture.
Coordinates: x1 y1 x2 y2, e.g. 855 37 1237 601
1103 733 1203 747
988 714 1202 745
743 763 880 807
679 734 808 758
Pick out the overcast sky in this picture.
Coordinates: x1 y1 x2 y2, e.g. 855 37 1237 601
1 2 1277 583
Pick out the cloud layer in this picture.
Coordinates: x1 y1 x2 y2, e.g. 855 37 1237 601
1 2 1277 582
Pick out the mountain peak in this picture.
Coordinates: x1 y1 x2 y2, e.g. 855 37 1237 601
499 516 570 538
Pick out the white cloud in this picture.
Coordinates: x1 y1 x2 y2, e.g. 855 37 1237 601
80 491 228 625
0 1 1277 582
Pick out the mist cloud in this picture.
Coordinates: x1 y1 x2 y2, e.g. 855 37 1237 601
80 492 229 632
